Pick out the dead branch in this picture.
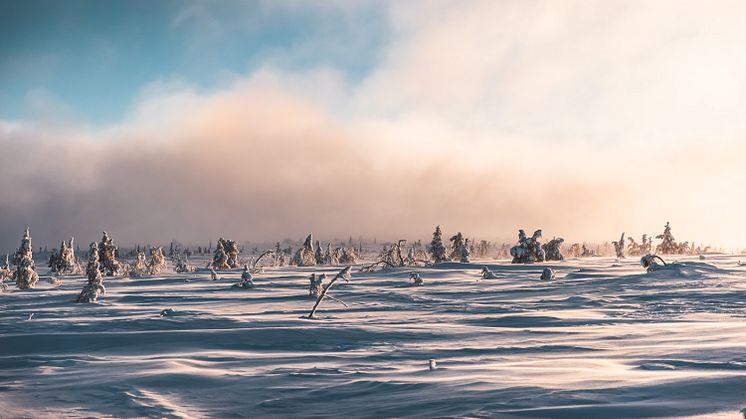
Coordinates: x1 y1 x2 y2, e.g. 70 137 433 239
308 266 351 318
249 249 274 273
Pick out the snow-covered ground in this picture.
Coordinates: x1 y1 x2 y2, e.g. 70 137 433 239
2 255 746 418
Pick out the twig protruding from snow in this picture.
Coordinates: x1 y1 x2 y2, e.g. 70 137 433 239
308 266 351 318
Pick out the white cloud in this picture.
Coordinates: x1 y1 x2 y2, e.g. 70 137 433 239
2 1 746 250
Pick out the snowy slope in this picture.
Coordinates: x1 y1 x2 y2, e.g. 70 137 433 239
2 255 746 418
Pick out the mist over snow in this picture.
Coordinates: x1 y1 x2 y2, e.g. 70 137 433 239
2 0 746 251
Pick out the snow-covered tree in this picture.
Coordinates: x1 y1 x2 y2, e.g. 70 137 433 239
211 238 240 270
338 247 357 264
174 253 196 273
0 255 11 285
47 248 59 273
223 239 240 268
449 232 470 263
510 229 545 263
148 246 166 275
542 237 564 261
315 240 325 264
292 234 317 266
309 273 324 296
212 240 230 269
612 233 625 258
429 226 447 264
129 250 148 277
77 242 106 303
98 232 122 276
656 222 678 254
13 227 39 290
49 237 82 275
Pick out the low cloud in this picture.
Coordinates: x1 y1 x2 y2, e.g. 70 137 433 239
2 1 746 251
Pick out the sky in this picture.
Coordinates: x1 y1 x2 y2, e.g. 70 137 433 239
1 0 746 252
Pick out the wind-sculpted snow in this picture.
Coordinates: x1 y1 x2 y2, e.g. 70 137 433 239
2 255 746 417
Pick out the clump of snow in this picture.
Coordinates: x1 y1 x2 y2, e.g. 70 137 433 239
410 272 423 286
481 266 498 279
232 265 255 289
173 253 196 273
640 254 668 273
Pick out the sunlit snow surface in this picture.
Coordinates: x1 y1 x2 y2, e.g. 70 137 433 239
2 255 746 418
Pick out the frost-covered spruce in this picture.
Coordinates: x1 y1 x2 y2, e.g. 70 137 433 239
428 225 447 264
321 243 332 265
309 273 324 296
612 232 625 259
273 242 288 267
449 232 470 263
174 254 195 273
1 255 12 292
77 242 106 303
510 229 545 264
98 232 121 276
47 248 60 274
212 240 230 270
655 222 689 254
338 247 357 264
315 241 325 264
62 238 80 273
462 239 471 262
292 234 317 266
329 247 341 265
148 246 166 275
0 254 12 284
410 272 424 286
49 237 82 275
13 227 40 290
232 265 254 289
220 238 240 269
481 266 498 279
542 237 564 261
130 250 148 277
642 234 653 254
406 245 417 265
540 267 555 280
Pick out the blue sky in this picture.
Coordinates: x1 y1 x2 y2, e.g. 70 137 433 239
0 0 388 122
